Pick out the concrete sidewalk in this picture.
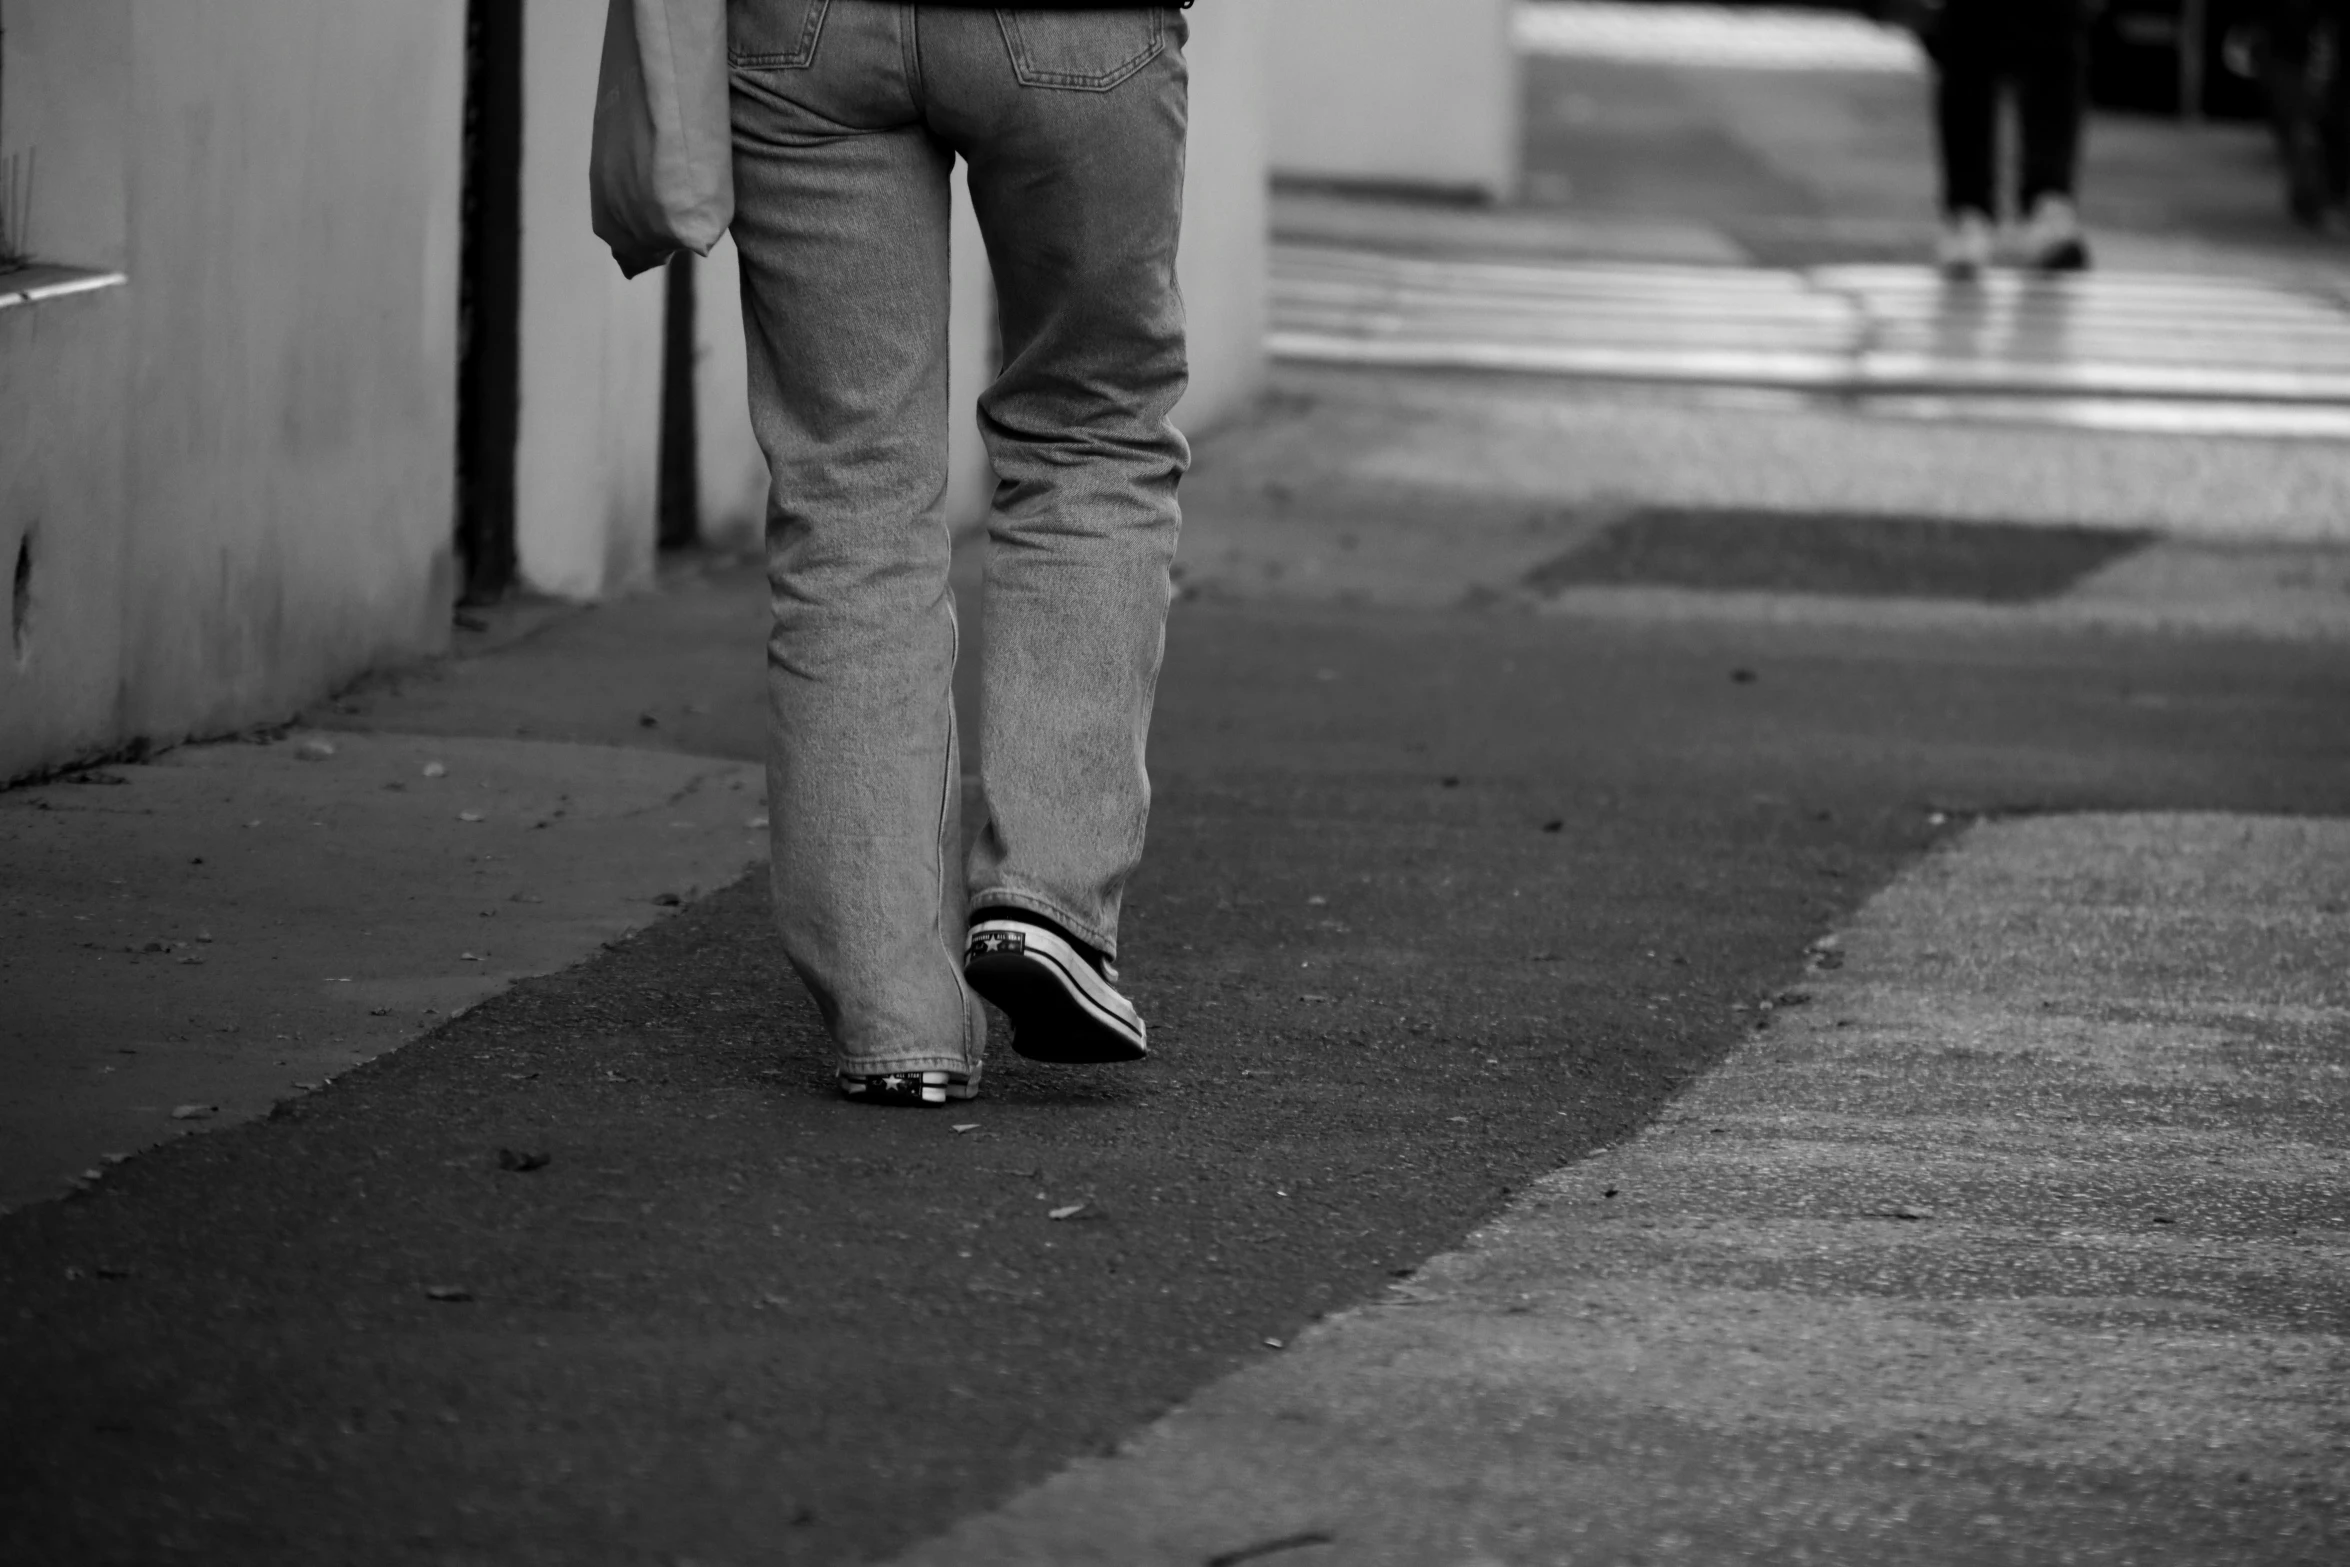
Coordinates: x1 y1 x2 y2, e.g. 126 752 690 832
896 813 2350 1565
1 663 766 1214
4 529 2346 1563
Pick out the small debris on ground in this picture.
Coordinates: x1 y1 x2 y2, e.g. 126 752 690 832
422 761 448 778
950 1124 980 1134
294 738 337 761
169 1104 217 1120
457 810 485 823
422 1285 474 1303
1047 1203 1086 1221
497 1148 551 1173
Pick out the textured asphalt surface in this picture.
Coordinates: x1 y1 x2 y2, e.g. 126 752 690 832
6 560 2350 1563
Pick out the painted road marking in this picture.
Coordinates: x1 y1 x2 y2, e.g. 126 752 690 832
1515 0 1926 74
1273 244 2350 433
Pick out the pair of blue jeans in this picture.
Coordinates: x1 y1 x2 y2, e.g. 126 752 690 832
728 3 1190 1075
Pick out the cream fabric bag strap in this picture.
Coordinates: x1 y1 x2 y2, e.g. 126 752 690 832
590 0 735 278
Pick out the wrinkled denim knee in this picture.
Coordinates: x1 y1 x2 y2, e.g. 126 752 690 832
729 3 1189 1070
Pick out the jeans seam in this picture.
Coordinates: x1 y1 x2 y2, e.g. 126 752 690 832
730 0 833 70
939 600 977 1062
994 9 1164 93
902 2 926 113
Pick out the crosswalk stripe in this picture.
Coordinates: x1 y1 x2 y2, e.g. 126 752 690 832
1514 1 1926 74
1273 244 2350 415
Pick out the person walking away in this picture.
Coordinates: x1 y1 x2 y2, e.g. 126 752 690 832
1912 0 2097 275
2255 0 2350 228
728 2 1188 1106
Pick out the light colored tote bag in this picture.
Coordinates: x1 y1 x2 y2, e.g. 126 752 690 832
590 0 735 278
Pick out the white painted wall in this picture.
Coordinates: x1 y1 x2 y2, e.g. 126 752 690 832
1176 1 1269 433
690 235 767 551
516 0 665 599
1 0 133 777
1266 0 1520 200
1 0 466 781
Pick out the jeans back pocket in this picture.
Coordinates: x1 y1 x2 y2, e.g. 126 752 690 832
996 8 1166 92
729 0 831 69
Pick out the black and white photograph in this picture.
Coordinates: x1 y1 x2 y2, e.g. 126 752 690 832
3 1 2346 1562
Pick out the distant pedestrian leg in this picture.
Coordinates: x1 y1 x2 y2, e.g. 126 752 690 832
1932 0 2001 275
2015 0 2092 269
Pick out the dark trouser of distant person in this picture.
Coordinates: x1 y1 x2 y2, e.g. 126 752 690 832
1926 0 2094 276
2257 0 2350 226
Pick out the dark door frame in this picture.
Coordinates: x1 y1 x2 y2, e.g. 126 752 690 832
455 0 524 604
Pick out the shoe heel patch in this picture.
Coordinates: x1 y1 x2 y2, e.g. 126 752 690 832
969 928 1028 959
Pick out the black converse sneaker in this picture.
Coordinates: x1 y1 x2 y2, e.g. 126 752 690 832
836 1067 978 1106
965 913 1147 1064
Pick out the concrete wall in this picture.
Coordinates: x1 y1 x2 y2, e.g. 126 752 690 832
1 0 466 782
1266 0 1520 200
692 235 768 552
1177 2 1269 433
1 0 133 776
516 0 665 599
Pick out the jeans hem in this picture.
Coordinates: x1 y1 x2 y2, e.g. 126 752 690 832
969 891 1116 960
837 1051 984 1078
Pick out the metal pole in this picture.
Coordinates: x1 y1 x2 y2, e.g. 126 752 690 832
2179 0 2207 119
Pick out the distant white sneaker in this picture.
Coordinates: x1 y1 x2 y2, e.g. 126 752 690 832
1936 209 1994 279
965 914 1148 1064
2022 194 2091 273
